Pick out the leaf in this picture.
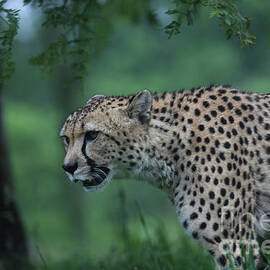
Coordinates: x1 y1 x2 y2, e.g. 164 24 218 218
0 2 20 82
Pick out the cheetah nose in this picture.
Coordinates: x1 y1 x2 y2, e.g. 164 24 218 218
62 162 78 175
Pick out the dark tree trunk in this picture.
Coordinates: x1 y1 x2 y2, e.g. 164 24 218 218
0 80 29 269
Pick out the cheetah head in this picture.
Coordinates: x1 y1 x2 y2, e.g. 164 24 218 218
60 90 152 191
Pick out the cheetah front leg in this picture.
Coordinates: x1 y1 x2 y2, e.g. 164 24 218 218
175 198 260 269
212 239 260 270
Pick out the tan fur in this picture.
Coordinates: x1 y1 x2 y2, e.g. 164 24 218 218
60 85 270 269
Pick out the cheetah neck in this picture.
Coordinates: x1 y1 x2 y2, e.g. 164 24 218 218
129 90 192 194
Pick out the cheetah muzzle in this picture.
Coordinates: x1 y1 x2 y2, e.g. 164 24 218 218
79 166 111 191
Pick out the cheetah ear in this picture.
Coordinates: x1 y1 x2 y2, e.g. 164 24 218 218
86 94 105 105
127 89 152 124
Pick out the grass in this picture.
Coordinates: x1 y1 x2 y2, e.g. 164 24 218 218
38 226 270 270
43 225 214 270
6 187 270 270
30 195 214 270
26 192 270 270
35 235 270 270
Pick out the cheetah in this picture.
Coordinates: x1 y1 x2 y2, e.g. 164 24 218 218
60 85 270 269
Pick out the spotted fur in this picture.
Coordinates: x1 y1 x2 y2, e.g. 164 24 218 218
60 85 270 269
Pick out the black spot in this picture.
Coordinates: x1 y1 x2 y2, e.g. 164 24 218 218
248 114 255 121
218 127 224 134
213 223 219 231
219 152 225 160
218 105 225 112
209 127 215 134
219 255 227 266
192 231 198 239
235 198 240 207
222 96 228 102
194 108 201 116
209 191 215 199
220 117 227 125
226 131 231 138
190 212 198 220
218 166 223 174
241 104 247 111
200 222 207 230
236 256 242 265
235 109 242 116
246 127 252 135
200 198 205 206
198 124 205 131
210 110 217 117
204 114 211 121
224 142 231 149
232 128 238 136
266 134 270 141
219 89 227 94
203 236 215 244
227 102 233 110
190 200 195 206
220 188 226 197
232 96 241 101
224 177 230 185
183 220 188 228
187 118 193 124
203 101 210 108
228 116 234 124
214 236 222 243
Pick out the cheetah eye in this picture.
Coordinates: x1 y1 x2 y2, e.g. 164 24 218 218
85 130 99 142
62 136 70 147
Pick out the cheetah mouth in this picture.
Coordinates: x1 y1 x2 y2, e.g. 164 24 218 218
75 166 111 191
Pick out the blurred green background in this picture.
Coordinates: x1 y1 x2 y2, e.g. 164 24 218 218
2 0 270 269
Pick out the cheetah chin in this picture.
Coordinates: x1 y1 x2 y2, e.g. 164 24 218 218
75 166 112 192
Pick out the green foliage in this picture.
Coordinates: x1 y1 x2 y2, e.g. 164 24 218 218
0 0 19 81
165 0 256 48
27 0 99 79
26 0 156 81
0 0 258 83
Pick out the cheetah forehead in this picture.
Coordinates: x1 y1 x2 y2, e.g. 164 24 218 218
61 94 135 136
